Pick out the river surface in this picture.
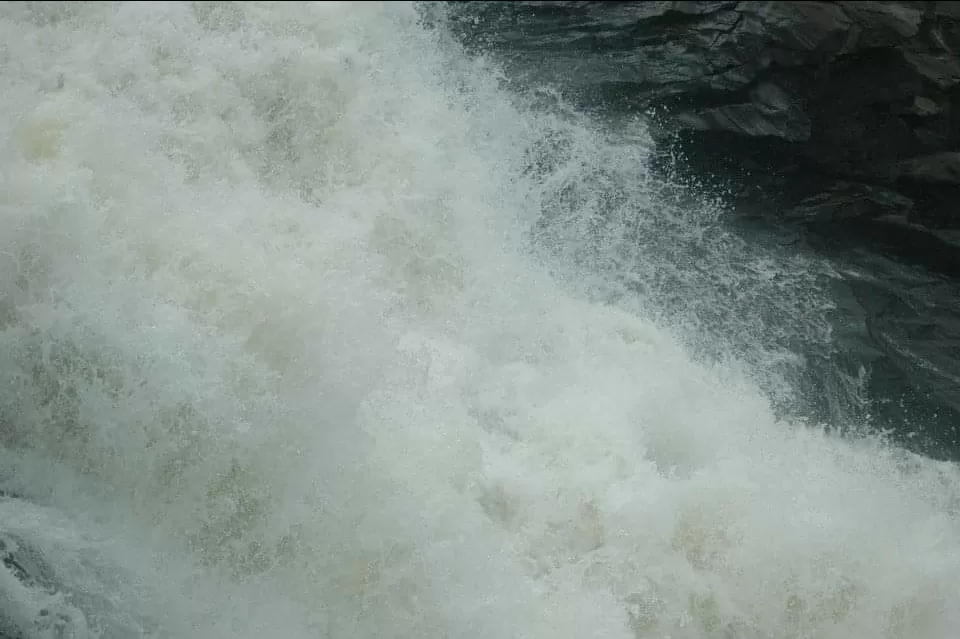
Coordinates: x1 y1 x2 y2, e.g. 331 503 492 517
1 3 959 638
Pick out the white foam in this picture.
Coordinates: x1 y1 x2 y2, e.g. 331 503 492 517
0 2 958 638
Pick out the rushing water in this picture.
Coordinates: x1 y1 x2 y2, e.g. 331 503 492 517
1 3 959 638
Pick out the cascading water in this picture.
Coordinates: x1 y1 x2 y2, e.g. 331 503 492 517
0 3 958 638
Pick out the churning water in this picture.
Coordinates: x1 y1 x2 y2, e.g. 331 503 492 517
0 3 959 638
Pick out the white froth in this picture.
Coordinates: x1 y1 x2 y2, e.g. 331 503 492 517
0 2 958 638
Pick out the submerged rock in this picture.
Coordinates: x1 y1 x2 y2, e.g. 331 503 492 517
0 530 91 639
0 498 151 639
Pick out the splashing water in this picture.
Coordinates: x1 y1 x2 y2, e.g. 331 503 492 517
0 2 958 638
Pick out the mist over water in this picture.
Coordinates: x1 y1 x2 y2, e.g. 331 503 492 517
0 2 959 638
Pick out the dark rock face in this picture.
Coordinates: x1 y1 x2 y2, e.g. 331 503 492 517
808 242 960 458
444 1 960 458
446 0 960 275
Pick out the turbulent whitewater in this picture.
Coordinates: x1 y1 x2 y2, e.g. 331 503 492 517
0 2 958 638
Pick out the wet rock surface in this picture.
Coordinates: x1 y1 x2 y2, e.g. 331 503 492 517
446 1 960 458
803 237 960 458
446 1 960 263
